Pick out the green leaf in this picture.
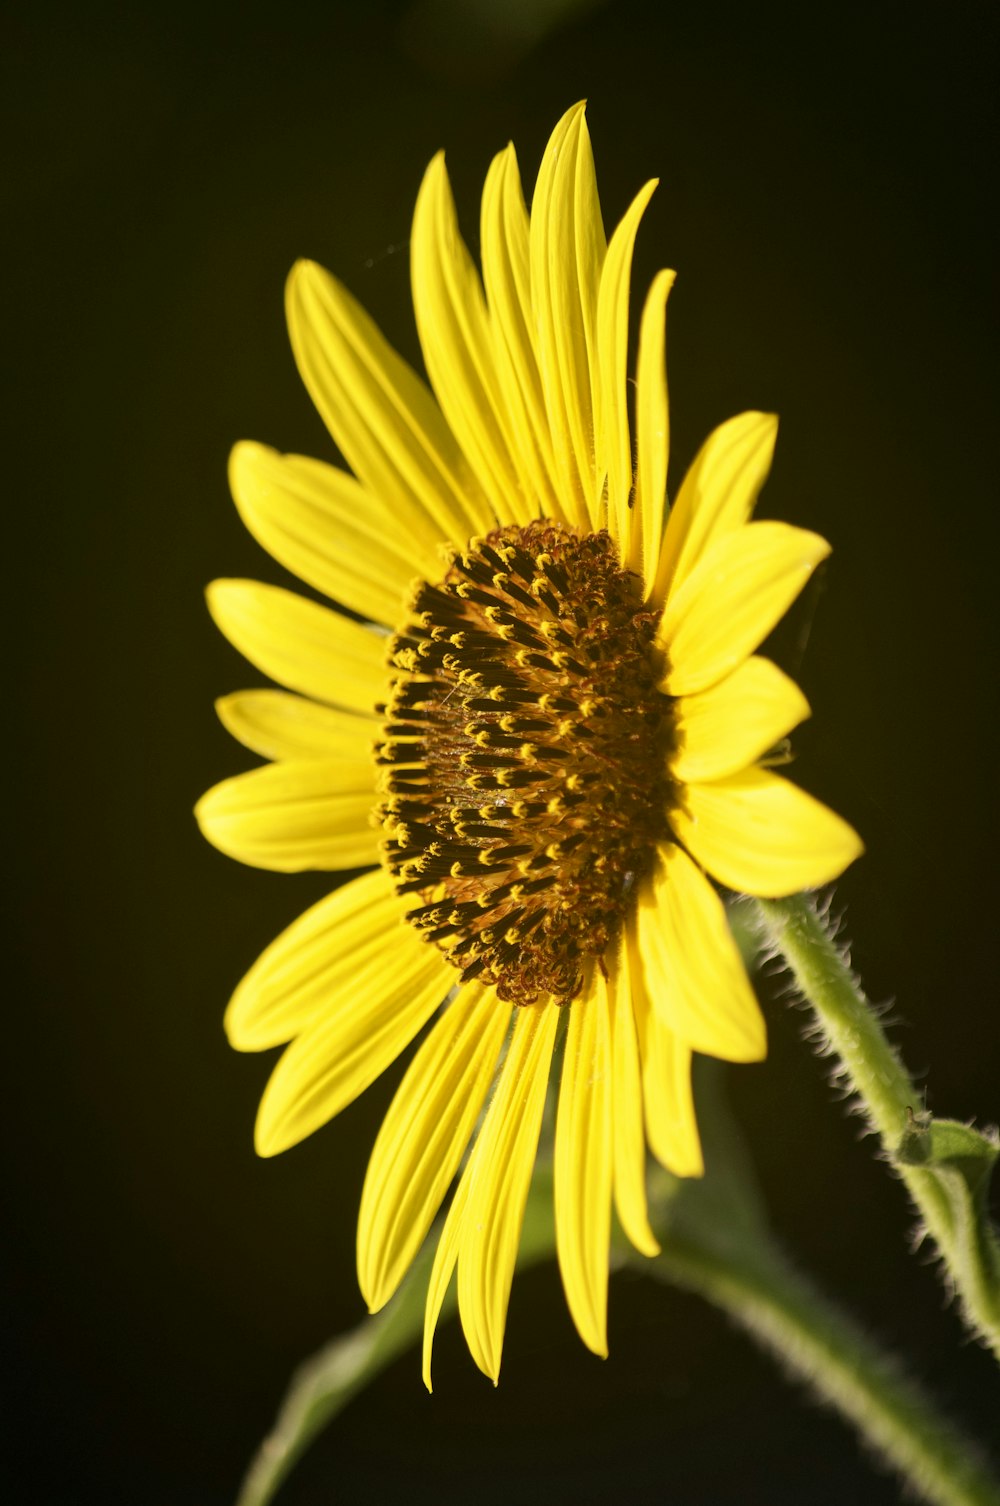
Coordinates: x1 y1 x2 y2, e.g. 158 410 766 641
895 1113 1000 1346
236 1167 555 1506
898 1114 998 1194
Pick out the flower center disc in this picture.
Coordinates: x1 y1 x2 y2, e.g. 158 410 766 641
376 521 673 1005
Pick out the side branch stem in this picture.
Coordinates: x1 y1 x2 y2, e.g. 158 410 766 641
751 893 1000 1361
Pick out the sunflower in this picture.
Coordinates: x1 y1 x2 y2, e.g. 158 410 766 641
197 103 862 1387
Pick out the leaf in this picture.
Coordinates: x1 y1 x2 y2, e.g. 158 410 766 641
895 1113 1000 1347
237 1166 555 1506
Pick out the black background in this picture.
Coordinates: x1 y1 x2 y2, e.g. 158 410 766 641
6 1 999 1502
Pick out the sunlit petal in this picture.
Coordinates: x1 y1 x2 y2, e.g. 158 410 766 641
632 268 675 595
228 441 430 624
224 868 400 1051
458 1001 559 1383
207 578 388 713
286 259 493 542
358 984 511 1312
195 758 378 872
216 690 378 763
597 179 658 563
555 968 614 1356
530 102 607 526
635 846 766 1062
657 522 831 696
254 937 451 1156
412 153 528 524
654 410 778 602
608 939 660 1254
671 656 810 783
674 768 864 896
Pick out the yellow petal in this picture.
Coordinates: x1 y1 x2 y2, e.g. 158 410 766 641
657 522 831 696
608 939 659 1255
206 578 388 714
358 983 511 1313
457 1000 559 1383
596 179 658 564
216 690 378 763
631 268 676 594
412 154 528 525
635 846 766 1062
654 411 779 603
224 868 402 1051
422 1173 470 1393
671 656 811 784
673 768 864 897
286 259 493 543
555 971 613 1357
628 913 704 1176
254 937 452 1156
529 103 607 528
480 145 564 522
195 758 378 873
228 442 432 625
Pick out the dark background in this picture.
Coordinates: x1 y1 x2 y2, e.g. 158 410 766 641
6 1 999 1502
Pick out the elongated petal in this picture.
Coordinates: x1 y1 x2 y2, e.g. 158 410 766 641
629 914 703 1176
635 845 766 1062
555 970 613 1356
224 868 401 1050
654 411 778 603
671 656 810 783
597 179 658 563
631 269 675 594
530 103 607 527
608 939 659 1255
229 442 431 625
358 984 511 1312
458 1000 559 1383
657 522 831 696
216 690 378 763
422 1173 470 1393
286 259 493 542
480 145 563 520
254 937 451 1156
412 154 528 524
195 758 378 873
674 768 864 896
207 579 388 713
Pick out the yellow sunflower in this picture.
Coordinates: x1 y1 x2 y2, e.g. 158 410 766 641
197 103 862 1387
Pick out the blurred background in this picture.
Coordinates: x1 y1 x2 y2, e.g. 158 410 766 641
5 0 999 1501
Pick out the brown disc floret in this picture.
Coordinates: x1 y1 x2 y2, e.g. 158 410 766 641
376 520 675 1005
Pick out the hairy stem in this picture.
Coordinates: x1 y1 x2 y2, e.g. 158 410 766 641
751 893 1000 1361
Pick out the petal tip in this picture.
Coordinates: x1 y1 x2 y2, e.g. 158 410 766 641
228 439 275 493
253 1121 282 1159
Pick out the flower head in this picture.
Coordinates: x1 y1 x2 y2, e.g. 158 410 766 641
197 104 862 1386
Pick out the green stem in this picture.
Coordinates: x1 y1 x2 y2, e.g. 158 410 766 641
646 1233 1000 1506
751 893 1000 1362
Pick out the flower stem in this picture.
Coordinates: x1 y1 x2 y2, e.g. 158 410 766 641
750 893 1000 1362
647 1232 1000 1506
